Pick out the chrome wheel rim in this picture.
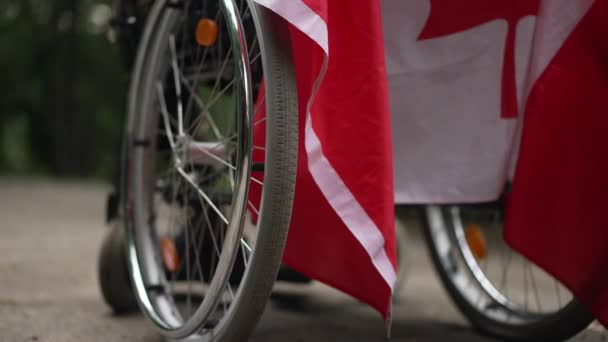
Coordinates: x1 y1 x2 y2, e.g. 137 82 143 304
123 0 266 338
427 203 573 325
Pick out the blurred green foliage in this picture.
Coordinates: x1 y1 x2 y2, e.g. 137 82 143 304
0 0 126 178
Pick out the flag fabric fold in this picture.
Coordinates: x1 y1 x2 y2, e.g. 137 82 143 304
252 0 397 320
505 0 608 327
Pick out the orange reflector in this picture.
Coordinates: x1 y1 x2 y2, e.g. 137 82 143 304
465 224 488 260
195 18 218 47
161 238 180 273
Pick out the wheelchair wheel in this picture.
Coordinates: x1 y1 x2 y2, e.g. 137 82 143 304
122 0 297 340
423 203 593 341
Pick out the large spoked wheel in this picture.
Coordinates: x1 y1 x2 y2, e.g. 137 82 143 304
423 203 593 341
122 0 297 340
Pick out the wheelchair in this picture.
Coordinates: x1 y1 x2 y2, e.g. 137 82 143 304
98 1 593 340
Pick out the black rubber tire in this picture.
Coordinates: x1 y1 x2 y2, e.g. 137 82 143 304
98 223 138 314
421 205 593 341
197 7 298 341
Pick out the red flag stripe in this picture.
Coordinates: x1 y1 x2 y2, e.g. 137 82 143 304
506 0 607 325
253 0 397 290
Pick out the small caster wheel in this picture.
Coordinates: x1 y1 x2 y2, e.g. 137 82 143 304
98 223 138 314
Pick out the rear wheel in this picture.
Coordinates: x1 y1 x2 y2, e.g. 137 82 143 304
122 0 298 340
423 202 593 341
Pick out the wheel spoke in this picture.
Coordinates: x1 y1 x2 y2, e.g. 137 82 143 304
240 238 251 264
165 171 182 292
186 141 234 168
170 35 185 137
206 46 233 109
249 51 261 65
205 79 235 109
184 188 192 317
248 37 258 59
176 166 229 225
190 212 210 285
180 70 224 138
183 46 212 123
157 82 178 152
527 261 542 312
199 202 224 265
191 188 230 309
217 115 265 145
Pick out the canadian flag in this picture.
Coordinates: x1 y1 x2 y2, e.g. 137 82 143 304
384 0 538 203
385 0 608 327
254 0 608 328
252 0 397 320
505 0 608 326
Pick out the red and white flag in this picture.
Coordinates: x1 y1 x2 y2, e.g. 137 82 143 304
254 0 608 328
383 0 538 203
384 0 608 326
505 0 608 326
252 0 397 320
